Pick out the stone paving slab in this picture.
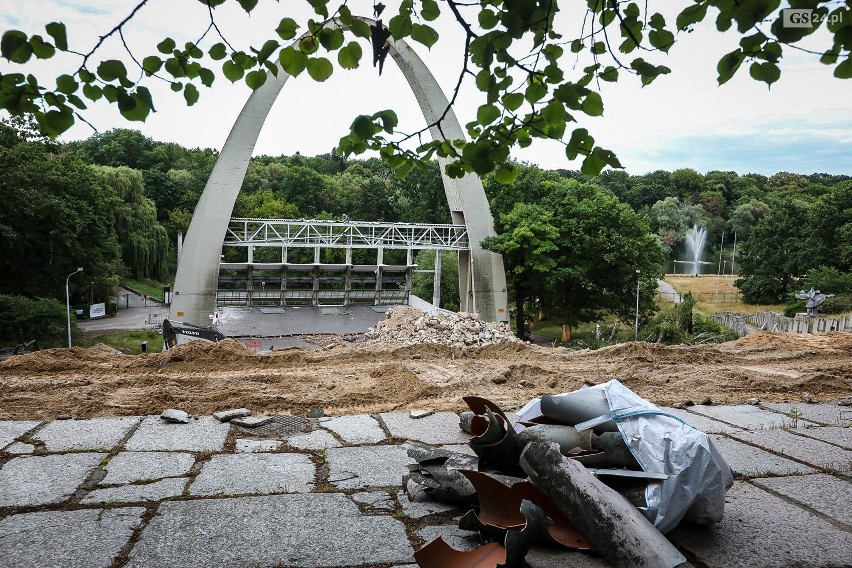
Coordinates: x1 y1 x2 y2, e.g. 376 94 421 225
670 482 852 567
416 525 485 552
525 547 610 568
326 444 410 489
709 435 816 477
82 477 188 504
124 416 229 452
752 474 852 527
235 439 282 453
796 426 852 449
659 407 742 434
0 507 145 568
319 415 387 444
288 430 342 450
190 453 314 496
5 442 35 454
0 453 106 507
397 490 460 518
125 494 413 567
687 405 817 430
101 451 195 485
34 416 140 452
380 411 471 445
350 490 396 512
762 402 852 427
730 429 852 472
0 420 41 450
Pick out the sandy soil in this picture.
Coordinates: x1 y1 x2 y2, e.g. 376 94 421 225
2 331 852 420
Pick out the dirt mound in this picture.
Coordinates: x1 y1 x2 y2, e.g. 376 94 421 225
366 306 519 347
1 331 851 420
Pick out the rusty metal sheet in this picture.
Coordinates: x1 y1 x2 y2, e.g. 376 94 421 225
459 470 591 550
414 537 506 568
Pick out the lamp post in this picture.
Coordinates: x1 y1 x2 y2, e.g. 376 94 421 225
634 269 641 341
66 267 83 348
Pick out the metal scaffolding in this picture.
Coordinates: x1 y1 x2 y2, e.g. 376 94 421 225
218 218 470 308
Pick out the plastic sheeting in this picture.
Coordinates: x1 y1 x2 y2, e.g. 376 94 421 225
518 380 733 534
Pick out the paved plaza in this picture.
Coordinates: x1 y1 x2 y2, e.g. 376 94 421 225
1 403 850 567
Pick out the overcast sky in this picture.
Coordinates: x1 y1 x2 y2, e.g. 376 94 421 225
1 0 849 176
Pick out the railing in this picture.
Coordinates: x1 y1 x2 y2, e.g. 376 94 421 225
216 288 408 306
224 218 469 250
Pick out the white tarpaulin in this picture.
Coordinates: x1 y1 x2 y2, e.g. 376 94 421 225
518 379 733 534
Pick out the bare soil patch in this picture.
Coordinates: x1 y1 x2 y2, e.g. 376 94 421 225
2 331 851 420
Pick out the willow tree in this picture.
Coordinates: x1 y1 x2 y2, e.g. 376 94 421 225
97 165 170 280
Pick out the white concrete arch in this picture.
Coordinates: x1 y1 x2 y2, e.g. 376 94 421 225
170 20 508 325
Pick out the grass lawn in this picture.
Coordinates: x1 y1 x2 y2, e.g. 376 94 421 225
78 329 164 354
123 278 167 302
664 275 786 315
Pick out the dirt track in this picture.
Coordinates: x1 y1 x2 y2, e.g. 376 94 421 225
2 331 852 420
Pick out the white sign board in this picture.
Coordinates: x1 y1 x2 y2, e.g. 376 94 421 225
90 303 106 319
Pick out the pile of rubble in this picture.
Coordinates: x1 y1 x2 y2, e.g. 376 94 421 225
366 306 519 347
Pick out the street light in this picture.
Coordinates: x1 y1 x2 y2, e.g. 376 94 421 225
634 269 641 341
66 267 83 348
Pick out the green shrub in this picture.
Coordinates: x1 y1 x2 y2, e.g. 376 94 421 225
0 294 69 345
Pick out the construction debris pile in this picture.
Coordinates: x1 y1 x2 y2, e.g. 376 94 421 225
366 307 519 347
405 381 733 568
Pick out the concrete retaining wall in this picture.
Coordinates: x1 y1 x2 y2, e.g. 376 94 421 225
713 311 852 336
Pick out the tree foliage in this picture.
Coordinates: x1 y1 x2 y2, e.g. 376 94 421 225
1 0 848 179
0 294 68 344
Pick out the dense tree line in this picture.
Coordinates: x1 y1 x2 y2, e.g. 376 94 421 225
2 121 849 327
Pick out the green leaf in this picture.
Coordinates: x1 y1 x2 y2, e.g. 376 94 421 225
599 66 618 82
676 4 707 30
245 69 267 89
525 81 547 104
142 56 163 75
389 14 413 39
275 17 299 40
648 29 674 53
256 39 280 62
477 104 501 125
749 61 780 86
1 31 33 64
307 0 329 18
82 83 102 101
337 42 362 69
41 109 74 136
349 19 371 38
78 68 93 83
833 56 852 79
157 38 176 54
209 43 227 60
222 60 244 82
306 57 333 81
479 8 500 29
45 22 67 51
351 115 377 140
236 0 258 12
717 49 745 85
117 89 153 122
502 92 525 111
199 67 215 87
591 41 606 55
581 92 603 116
422 0 441 21
55 74 77 94
66 94 86 110
184 83 199 105
374 109 398 133
319 28 345 51
299 36 319 55
411 23 439 49
570 39 583 53
30 35 56 59
97 59 128 82
494 164 516 184
279 47 308 76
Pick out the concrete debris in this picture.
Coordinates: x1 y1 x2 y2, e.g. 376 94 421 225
365 306 519 347
160 409 190 424
747 397 760 406
410 410 434 419
212 408 251 422
837 395 852 406
231 415 274 428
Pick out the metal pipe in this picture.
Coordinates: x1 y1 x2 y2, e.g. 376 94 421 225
65 267 83 348
634 269 641 341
